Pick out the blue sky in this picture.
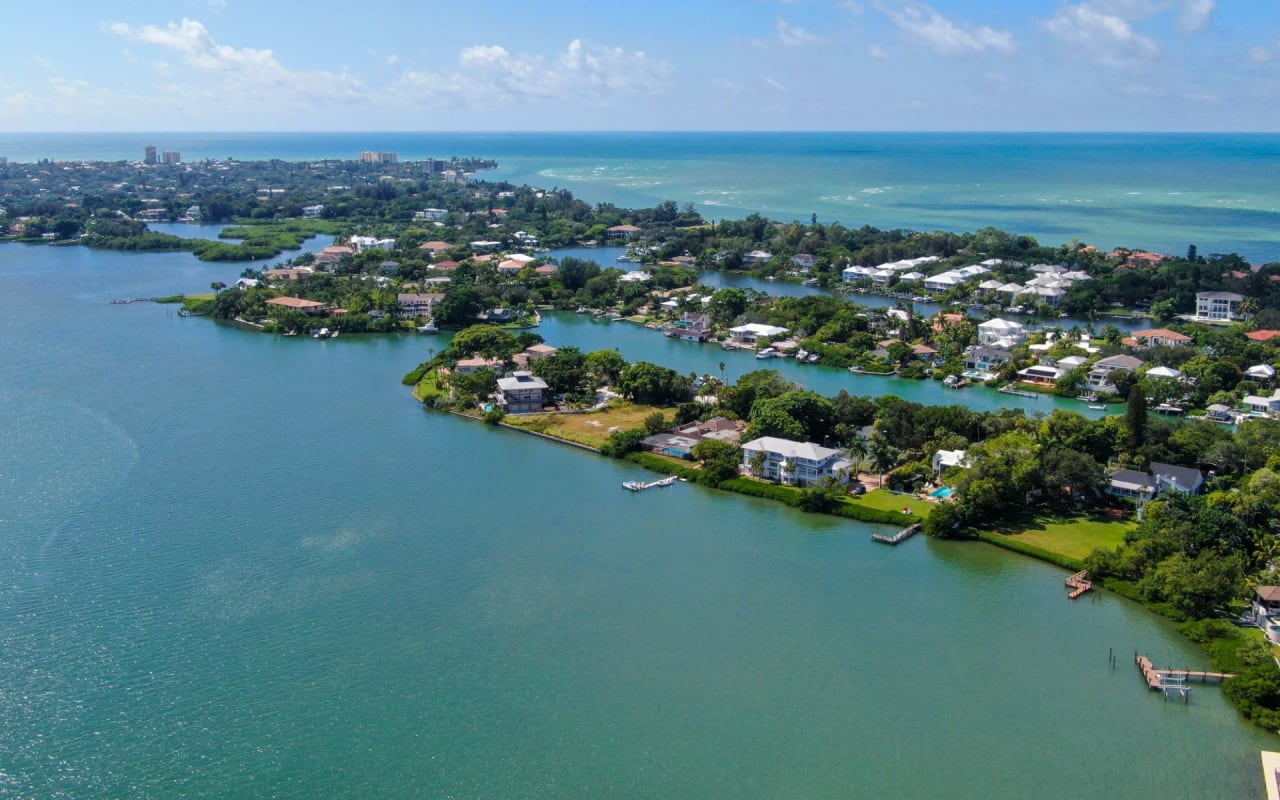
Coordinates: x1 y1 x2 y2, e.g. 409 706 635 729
2 0 1277 131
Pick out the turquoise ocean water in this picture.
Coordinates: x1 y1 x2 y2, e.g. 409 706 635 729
3 132 1279 261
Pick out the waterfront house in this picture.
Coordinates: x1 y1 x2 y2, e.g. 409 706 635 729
496 371 548 413
923 272 962 291
1150 462 1205 495
963 346 1010 375
1124 328 1192 349
1243 389 1280 415
729 323 788 347
419 240 453 256
396 292 444 320
1017 364 1063 386
266 296 327 315
743 250 775 266
671 312 713 342
264 267 313 281
607 224 641 239
302 204 324 218
1086 354 1144 395
232 278 259 290
1108 469 1157 501
741 437 851 487
1206 404 1236 422
640 432 702 460
931 449 970 477
1195 291 1247 322
791 254 816 270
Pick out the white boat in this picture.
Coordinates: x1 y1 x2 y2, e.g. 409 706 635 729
756 347 777 360
622 476 678 492
1088 404 1107 410
806 353 819 363
417 323 439 334
329 329 340 338
313 327 330 339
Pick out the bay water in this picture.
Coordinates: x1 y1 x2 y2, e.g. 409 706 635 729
1 238 1275 798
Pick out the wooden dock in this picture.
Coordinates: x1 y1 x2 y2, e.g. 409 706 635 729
998 384 1040 398
1065 569 1093 599
872 522 921 545
1135 653 1235 701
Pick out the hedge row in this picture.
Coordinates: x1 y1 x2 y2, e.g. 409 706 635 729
974 531 1084 572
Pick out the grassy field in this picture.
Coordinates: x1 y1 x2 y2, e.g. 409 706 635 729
503 401 668 449
984 514 1134 562
852 489 934 518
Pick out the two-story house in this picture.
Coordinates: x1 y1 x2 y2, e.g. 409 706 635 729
741 437 851 488
1087 354 1144 394
1195 291 1246 322
496 371 549 413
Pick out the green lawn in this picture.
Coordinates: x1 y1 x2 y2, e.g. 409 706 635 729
853 489 934 518
985 514 1133 562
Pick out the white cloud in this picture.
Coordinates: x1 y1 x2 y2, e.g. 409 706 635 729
1040 3 1161 66
764 77 788 92
105 18 368 106
1062 0 1214 31
878 2 1017 57
398 39 669 105
868 43 889 59
776 18 821 47
1176 0 1215 32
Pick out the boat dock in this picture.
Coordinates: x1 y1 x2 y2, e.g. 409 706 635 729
1135 653 1234 701
872 522 921 545
622 476 678 492
998 385 1040 398
1065 569 1093 599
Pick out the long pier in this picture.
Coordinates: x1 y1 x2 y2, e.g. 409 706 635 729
998 384 1040 398
872 522 921 545
1135 653 1235 701
1065 569 1093 599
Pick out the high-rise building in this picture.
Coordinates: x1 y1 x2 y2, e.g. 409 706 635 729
144 145 158 164
162 150 181 165
358 151 398 164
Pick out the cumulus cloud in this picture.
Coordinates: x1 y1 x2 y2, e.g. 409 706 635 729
398 39 669 104
1040 3 1161 66
776 18 821 47
877 2 1017 57
104 18 368 106
1058 0 1214 32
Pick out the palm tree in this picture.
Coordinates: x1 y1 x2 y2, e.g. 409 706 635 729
718 361 726 386
870 439 897 488
847 436 869 475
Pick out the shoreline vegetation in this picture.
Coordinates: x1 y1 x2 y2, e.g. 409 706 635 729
8 153 1280 731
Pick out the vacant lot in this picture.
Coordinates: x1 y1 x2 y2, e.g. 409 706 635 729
986 514 1134 561
504 401 668 449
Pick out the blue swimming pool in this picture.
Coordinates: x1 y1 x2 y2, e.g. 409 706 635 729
931 486 954 498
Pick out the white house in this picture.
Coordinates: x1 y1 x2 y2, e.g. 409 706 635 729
1195 291 1246 322
931 449 970 477
743 250 774 266
977 318 1027 347
351 235 396 253
1145 365 1184 381
1243 389 1280 415
923 272 963 291
1108 469 1157 501
729 323 788 346
1245 364 1276 384
741 437 851 487
302 204 325 218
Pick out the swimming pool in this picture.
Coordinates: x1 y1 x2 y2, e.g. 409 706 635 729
931 486 954 498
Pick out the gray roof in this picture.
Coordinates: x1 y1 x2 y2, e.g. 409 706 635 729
1111 469 1156 489
497 373 548 392
742 436 841 462
1092 354 1144 371
1151 462 1202 489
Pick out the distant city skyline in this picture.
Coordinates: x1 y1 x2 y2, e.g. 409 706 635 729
3 0 1277 132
